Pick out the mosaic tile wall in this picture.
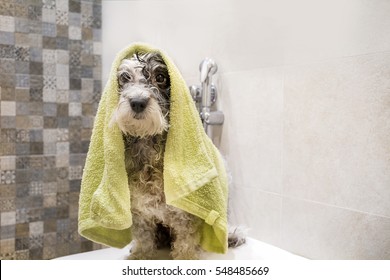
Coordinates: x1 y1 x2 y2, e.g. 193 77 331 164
0 0 102 259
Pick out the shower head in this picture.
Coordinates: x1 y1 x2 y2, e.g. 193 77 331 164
199 58 218 83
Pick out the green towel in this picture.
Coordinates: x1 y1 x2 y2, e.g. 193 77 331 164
78 43 229 254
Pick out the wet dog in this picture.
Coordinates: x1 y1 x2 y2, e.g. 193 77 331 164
110 52 244 259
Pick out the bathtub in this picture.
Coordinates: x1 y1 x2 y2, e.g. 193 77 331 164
56 237 305 260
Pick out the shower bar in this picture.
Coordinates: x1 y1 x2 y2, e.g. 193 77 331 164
189 58 224 135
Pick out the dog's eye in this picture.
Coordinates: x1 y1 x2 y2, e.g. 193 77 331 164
156 74 166 83
119 72 132 84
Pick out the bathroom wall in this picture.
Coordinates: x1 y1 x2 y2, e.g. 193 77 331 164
102 0 390 259
0 0 102 259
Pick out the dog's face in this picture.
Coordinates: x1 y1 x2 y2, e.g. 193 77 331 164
111 52 170 137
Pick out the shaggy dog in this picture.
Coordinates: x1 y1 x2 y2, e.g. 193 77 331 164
110 52 244 259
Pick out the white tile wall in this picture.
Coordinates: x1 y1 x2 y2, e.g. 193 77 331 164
219 68 284 194
283 53 390 218
102 0 390 259
281 197 390 259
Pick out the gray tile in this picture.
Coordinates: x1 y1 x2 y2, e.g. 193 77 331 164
0 59 15 74
29 21 42 35
29 130 43 142
42 8 56 23
42 22 56 37
68 12 80 26
15 74 29 88
15 61 29 74
29 47 42 62
43 103 57 116
0 32 14 45
1 225 16 239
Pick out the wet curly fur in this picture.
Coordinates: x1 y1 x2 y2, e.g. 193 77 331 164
111 52 244 260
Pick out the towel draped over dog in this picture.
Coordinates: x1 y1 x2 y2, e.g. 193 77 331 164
78 43 229 254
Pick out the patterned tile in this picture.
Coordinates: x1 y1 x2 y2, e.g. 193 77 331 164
0 44 15 59
42 49 56 63
0 252 16 259
43 246 56 259
56 49 69 64
28 5 42 21
29 221 44 236
0 198 15 211
68 165 82 180
43 232 56 246
1 170 16 184
56 10 68 25
29 235 43 250
15 250 29 260
16 208 28 224
0 0 102 259
15 237 29 250
14 45 29 61
0 2 15 17
43 0 56 10
68 25 81 40
43 194 57 208
29 181 43 196
15 74 30 88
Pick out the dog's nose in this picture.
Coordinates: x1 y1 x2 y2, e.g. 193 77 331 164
130 98 149 113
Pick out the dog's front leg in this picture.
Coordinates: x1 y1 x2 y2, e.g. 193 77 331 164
169 212 202 260
129 214 157 260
